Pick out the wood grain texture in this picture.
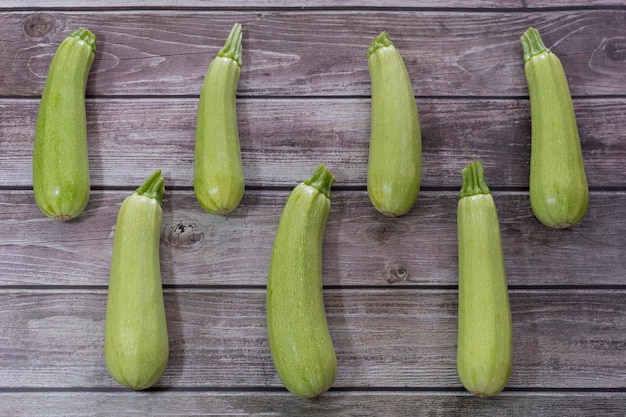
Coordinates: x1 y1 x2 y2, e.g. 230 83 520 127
1 189 624 287
4 1 626 8
3 1 626 8
0 289 623 389
1 97 624 188
0 2 624 414
1 391 625 417
1 10 624 97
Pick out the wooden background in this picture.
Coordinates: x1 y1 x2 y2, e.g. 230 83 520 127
0 1 625 415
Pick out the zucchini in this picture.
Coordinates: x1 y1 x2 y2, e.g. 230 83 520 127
33 27 96 221
521 27 589 228
266 164 337 398
366 31 421 217
104 170 169 390
194 23 245 215
457 160 512 397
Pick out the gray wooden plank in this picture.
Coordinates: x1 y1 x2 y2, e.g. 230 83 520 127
0 190 624 287
1 97 624 188
1 391 625 417
1 10 624 97
0 288 623 389
3 0 625 8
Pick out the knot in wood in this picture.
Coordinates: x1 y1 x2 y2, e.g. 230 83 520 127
23 14 56 39
161 220 203 248
367 220 395 242
605 39 626 62
387 264 409 284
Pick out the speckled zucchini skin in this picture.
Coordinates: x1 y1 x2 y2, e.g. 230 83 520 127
366 31 421 217
33 28 96 221
457 161 512 397
266 164 337 398
194 23 245 215
104 170 169 390
521 27 589 228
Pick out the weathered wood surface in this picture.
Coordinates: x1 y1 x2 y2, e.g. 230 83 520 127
1 190 625 287
0 1 624 416
0 10 624 97
1 97 625 188
1 392 625 417
4 1 626 8
0 289 623 389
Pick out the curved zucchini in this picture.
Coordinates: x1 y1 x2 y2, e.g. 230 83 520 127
521 27 589 228
266 164 337 398
194 23 245 215
457 161 512 397
366 31 421 217
104 170 169 390
33 27 95 221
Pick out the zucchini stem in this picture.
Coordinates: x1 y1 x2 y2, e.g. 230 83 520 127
460 161 490 199
520 27 549 64
70 27 96 54
304 164 336 200
136 169 165 204
366 31 394 59
218 23 243 67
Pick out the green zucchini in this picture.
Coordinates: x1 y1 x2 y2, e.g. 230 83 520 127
104 170 169 390
366 31 421 217
33 27 96 221
457 160 512 397
266 164 337 398
521 27 589 228
194 23 245 215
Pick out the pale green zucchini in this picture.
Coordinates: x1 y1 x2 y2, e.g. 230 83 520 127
33 27 96 221
104 170 169 390
457 160 512 397
366 31 421 217
521 27 589 228
194 23 245 215
266 164 337 398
